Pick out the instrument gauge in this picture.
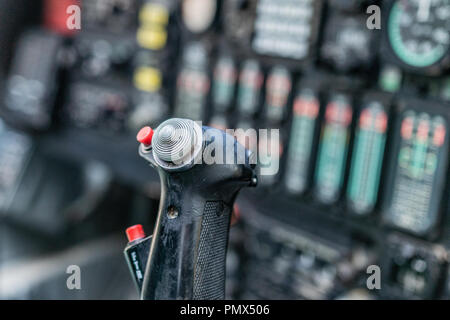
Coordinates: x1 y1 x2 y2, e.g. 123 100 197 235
386 0 450 74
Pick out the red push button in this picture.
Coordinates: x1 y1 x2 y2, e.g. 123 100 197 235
137 126 154 146
126 224 146 242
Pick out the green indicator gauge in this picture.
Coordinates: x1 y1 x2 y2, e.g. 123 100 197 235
347 102 387 215
284 89 320 195
314 95 353 204
387 0 450 72
383 104 449 236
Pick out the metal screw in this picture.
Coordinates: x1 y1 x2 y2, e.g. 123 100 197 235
167 206 179 219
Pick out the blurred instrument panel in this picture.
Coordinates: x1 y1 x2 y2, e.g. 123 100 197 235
1 0 450 299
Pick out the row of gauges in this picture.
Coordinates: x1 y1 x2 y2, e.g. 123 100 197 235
172 43 449 238
277 91 448 238
173 44 295 125
23 0 447 132
176 0 450 75
58 0 449 133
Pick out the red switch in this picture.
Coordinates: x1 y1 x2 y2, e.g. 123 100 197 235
137 126 154 146
126 224 146 242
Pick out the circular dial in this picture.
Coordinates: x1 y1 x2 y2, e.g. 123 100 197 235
388 0 450 69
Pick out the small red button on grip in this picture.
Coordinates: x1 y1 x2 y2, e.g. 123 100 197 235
126 224 145 242
137 126 154 146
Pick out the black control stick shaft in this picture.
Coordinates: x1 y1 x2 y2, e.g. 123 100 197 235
133 118 256 300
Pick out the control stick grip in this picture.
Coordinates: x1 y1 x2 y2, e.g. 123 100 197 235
137 120 256 300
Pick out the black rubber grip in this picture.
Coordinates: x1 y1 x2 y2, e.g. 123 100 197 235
193 201 231 299
141 196 234 300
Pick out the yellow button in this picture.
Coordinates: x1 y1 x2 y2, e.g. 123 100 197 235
137 26 167 50
140 3 169 25
134 67 162 92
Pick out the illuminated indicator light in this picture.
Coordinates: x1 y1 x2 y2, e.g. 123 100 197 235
193 75 210 94
214 63 236 82
315 97 352 203
359 109 372 129
265 68 291 122
325 103 338 122
240 70 263 88
305 100 319 118
137 26 167 50
239 61 263 91
294 98 319 118
181 0 217 33
177 71 210 95
342 105 353 126
379 65 402 93
433 124 446 146
140 3 169 25
401 117 413 139
326 101 352 125
134 67 162 92
416 121 429 142
179 72 210 93
375 112 388 133
266 74 291 107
